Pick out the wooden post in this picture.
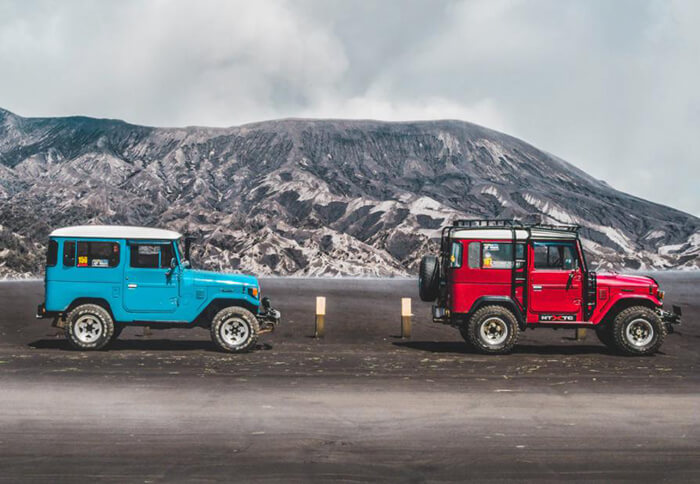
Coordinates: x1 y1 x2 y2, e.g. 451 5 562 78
401 298 412 339
314 297 326 338
576 328 587 341
143 325 152 337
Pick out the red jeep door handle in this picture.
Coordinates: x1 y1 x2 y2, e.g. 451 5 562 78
566 271 575 290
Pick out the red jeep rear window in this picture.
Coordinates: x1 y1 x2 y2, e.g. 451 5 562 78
481 243 525 269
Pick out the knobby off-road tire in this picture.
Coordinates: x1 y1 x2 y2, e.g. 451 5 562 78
464 305 519 354
419 255 440 302
65 304 115 351
612 306 666 356
594 325 616 350
210 306 260 353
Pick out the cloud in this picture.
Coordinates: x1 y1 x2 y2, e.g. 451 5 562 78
0 0 698 215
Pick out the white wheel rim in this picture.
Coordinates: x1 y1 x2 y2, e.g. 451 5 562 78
75 315 104 344
625 318 654 347
220 318 250 347
479 317 508 346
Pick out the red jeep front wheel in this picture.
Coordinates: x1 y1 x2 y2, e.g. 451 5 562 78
463 305 519 354
612 306 666 356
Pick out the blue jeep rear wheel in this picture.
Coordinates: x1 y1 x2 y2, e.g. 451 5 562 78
65 304 115 351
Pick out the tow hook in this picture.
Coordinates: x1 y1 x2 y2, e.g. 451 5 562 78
658 305 682 332
257 297 281 334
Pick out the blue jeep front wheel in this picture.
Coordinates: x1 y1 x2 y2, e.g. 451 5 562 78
210 306 259 353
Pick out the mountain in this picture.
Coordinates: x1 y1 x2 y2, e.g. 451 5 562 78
0 107 698 278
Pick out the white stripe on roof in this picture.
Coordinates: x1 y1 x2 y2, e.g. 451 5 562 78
49 225 182 240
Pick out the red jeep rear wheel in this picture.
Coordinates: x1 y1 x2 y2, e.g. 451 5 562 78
464 305 519 354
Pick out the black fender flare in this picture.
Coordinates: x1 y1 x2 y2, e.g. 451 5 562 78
65 297 115 320
195 297 259 326
597 297 660 326
467 296 526 331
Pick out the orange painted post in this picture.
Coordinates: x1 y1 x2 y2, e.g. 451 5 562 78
314 297 326 338
401 298 412 339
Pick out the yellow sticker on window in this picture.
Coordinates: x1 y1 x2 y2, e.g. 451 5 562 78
483 257 492 268
78 256 88 267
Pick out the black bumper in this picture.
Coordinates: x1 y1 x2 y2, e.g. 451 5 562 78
257 297 281 332
658 305 682 331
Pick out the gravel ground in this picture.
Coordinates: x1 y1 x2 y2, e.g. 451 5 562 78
0 273 698 482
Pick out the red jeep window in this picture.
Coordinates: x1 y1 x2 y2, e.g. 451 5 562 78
76 241 120 268
467 242 480 268
450 241 463 268
481 243 524 269
533 242 578 270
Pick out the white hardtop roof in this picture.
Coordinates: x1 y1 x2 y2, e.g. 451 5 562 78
452 228 578 241
50 225 182 240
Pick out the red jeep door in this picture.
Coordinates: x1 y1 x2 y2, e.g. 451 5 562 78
529 241 583 320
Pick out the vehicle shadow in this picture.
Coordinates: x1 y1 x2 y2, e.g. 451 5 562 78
28 339 273 352
392 341 615 356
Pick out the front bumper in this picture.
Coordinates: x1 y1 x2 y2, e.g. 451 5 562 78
257 297 281 333
658 305 682 332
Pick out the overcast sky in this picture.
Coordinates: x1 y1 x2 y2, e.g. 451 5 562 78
1 0 698 216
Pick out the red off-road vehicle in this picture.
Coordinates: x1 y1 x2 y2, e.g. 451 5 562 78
418 220 681 355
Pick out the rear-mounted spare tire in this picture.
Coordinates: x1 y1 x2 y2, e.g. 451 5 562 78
419 255 440 302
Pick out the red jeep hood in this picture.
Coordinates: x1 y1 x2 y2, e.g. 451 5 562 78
596 273 655 288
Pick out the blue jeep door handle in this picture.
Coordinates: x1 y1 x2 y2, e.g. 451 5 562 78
128 284 138 288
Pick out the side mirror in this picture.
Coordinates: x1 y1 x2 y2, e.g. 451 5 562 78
182 260 191 269
185 236 195 261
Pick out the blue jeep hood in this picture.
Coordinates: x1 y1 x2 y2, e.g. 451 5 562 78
188 269 259 288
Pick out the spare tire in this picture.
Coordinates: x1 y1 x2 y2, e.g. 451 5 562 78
419 255 440 302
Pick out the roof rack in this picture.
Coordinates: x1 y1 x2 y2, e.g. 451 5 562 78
452 219 580 232
453 219 524 228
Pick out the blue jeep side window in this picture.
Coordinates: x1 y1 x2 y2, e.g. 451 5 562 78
131 243 174 269
46 240 58 267
63 241 76 266
76 241 119 268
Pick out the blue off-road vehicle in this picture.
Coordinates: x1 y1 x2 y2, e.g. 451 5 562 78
36 225 280 352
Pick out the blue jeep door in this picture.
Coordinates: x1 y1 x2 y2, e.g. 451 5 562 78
123 241 179 313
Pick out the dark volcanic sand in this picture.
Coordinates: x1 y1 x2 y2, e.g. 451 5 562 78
0 273 698 482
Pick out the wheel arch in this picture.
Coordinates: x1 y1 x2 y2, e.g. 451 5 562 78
66 298 115 320
599 297 659 326
196 297 258 327
467 296 526 331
